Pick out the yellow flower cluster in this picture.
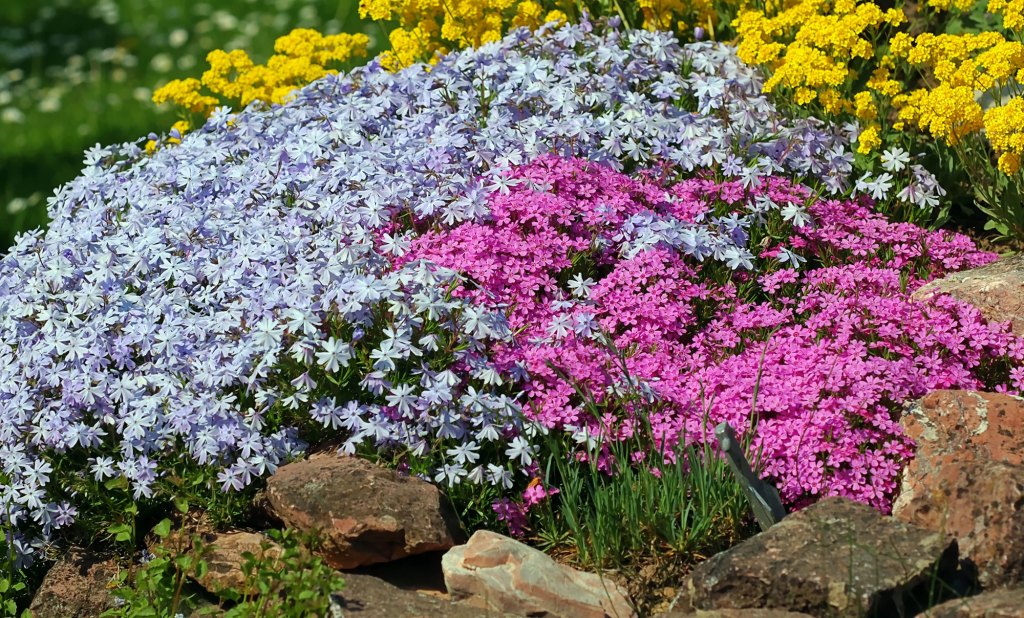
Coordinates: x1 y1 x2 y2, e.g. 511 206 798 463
734 0 1024 172
891 31 1024 167
989 0 1024 30
985 98 1024 173
151 78 219 114
924 0 976 11
635 0 716 32
359 0 570 71
153 28 369 116
734 0 905 153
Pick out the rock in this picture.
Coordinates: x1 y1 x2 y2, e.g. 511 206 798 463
28 548 118 618
677 497 958 617
263 453 465 569
350 550 448 595
922 587 1024 617
893 390 1024 588
192 531 284 596
335 572 515 617
657 611 815 618
442 529 636 618
912 254 1024 336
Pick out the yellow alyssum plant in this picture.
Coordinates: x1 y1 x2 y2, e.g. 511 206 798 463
358 0 570 71
153 28 369 117
734 0 1024 239
733 0 906 153
890 31 1024 172
358 0 723 71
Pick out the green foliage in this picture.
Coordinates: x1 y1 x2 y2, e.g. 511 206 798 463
0 503 32 618
39 452 262 561
104 520 345 618
0 574 28 618
218 529 345 618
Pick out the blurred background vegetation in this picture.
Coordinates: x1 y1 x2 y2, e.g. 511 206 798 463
0 0 381 253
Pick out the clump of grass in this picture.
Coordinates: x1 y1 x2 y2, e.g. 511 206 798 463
520 345 759 615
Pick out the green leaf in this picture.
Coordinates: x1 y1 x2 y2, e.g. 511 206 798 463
152 518 172 538
107 523 133 543
173 496 190 514
104 476 129 490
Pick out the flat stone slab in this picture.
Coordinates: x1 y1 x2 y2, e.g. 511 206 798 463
912 254 1024 336
335 572 515 617
658 610 814 617
894 390 1024 587
677 497 959 617
443 529 636 618
263 454 465 569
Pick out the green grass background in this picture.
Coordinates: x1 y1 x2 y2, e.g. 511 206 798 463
0 0 381 252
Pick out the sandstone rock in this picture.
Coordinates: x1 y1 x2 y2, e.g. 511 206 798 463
28 548 118 618
922 587 1024 618
336 572 516 617
442 529 636 618
263 453 465 569
678 497 958 617
912 254 1024 336
657 609 814 617
893 390 1024 588
192 531 284 596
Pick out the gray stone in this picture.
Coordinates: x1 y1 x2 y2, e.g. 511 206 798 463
677 497 959 617
442 530 636 618
263 453 465 569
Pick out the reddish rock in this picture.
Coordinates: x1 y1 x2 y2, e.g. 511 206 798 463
28 548 118 618
894 390 1024 587
912 254 1024 336
678 497 958 617
263 454 465 569
922 587 1024 617
442 530 636 618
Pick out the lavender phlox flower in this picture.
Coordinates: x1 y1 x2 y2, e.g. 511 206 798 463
780 202 814 228
855 172 894 201
880 147 910 172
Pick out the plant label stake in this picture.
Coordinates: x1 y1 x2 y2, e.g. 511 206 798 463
715 422 786 531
